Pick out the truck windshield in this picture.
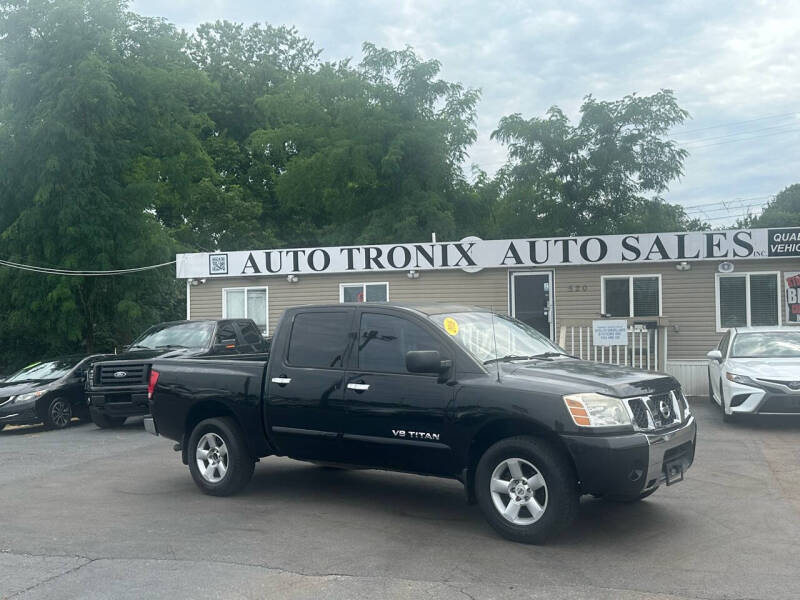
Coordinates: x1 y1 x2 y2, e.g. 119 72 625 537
130 321 215 350
429 312 566 365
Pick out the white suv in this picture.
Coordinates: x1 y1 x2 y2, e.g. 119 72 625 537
707 327 800 422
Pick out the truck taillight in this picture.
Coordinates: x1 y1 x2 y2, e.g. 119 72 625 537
148 369 160 400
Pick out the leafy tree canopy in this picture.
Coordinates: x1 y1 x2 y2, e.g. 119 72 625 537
489 91 696 237
738 184 800 228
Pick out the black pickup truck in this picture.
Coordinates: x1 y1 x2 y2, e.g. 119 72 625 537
146 303 696 543
87 318 268 428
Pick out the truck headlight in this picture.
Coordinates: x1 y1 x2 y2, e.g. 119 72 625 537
563 393 632 428
725 372 758 386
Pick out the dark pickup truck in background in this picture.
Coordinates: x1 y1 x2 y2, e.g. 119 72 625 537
87 319 268 428
146 303 696 543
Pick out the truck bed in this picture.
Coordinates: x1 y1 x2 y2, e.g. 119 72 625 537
149 357 273 460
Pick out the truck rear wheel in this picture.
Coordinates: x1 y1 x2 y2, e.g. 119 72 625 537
90 408 126 429
188 417 254 496
475 436 578 544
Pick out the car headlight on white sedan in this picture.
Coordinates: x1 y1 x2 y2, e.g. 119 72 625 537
563 393 632 428
725 372 759 386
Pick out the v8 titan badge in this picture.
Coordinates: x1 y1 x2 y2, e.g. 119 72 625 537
443 317 459 335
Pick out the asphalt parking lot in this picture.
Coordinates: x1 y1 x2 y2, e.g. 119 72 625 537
1 399 799 600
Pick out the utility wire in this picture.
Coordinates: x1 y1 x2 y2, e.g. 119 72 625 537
0 258 176 276
684 127 800 149
680 195 773 211
679 122 800 146
670 112 798 138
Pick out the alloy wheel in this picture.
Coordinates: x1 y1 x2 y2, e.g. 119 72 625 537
196 432 229 483
489 457 548 525
50 400 71 428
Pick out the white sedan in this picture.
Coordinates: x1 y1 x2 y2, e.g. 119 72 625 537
707 327 800 422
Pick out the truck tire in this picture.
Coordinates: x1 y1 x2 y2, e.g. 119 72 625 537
42 397 73 430
475 436 578 544
90 408 126 429
188 417 255 496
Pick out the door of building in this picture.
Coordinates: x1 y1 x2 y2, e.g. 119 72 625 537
510 272 554 339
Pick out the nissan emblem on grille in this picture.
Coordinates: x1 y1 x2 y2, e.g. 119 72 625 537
659 399 671 419
113 371 127 378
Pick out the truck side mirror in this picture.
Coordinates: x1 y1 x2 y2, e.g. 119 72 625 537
406 350 449 374
706 350 723 363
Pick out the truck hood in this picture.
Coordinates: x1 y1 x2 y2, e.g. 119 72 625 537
102 348 200 361
501 358 677 397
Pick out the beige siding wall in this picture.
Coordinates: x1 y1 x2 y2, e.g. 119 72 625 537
189 269 509 335
550 259 796 360
188 259 797 361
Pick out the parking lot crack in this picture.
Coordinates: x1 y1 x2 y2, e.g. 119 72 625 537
3 555 95 599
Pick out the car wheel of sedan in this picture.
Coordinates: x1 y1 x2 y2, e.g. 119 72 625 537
475 436 578 544
188 417 255 497
43 397 72 430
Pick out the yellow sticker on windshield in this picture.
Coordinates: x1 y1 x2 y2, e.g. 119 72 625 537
443 317 459 336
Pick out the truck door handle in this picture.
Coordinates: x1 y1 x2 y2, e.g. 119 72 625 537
271 377 292 386
347 382 370 392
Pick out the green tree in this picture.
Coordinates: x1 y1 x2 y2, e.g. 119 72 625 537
185 21 322 250
738 184 800 228
490 91 694 237
245 44 482 246
0 0 199 368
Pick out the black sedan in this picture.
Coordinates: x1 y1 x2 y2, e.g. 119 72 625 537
0 355 101 431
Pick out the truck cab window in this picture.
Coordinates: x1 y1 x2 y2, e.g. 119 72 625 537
287 311 351 369
216 322 238 345
238 320 266 352
358 313 441 374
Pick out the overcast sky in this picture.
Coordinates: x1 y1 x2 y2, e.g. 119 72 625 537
132 0 800 225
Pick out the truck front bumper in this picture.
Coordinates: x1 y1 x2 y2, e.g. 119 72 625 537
562 416 696 497
88 391 149 418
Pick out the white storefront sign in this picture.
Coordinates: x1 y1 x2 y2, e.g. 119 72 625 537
592 320 629 346
176 227 800 278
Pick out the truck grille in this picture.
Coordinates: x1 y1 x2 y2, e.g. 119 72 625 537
625 390 687 432
95 363 148 386
628 398 650 429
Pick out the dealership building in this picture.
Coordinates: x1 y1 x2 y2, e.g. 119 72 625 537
176 227 800 395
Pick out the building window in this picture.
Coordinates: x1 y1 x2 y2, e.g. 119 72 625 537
339 282 389 303
601 275 661 318
716 272 780 330
223 287 268 334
